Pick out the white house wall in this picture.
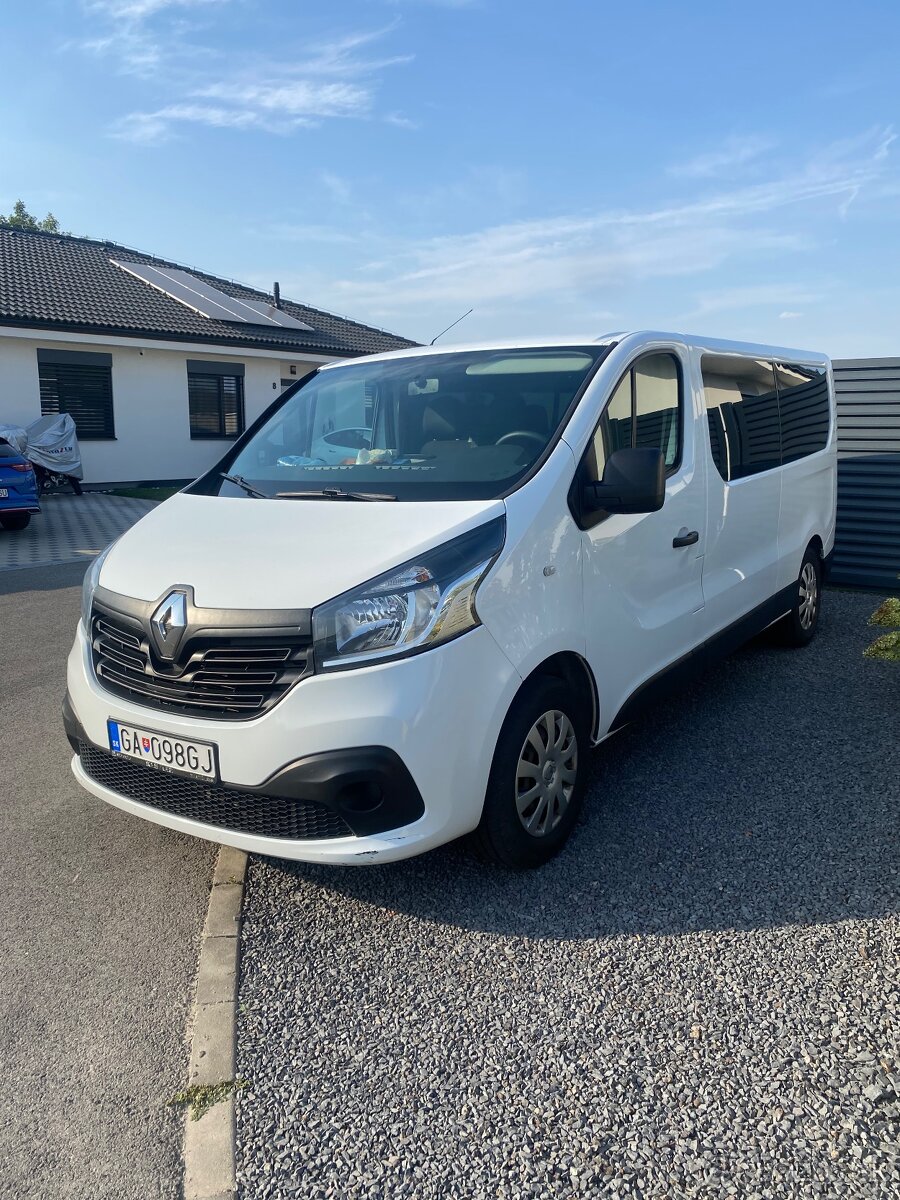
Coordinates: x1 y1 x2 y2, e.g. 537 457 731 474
0 333 321 485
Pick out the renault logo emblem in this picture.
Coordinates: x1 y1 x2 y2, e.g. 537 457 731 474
150 590 188 659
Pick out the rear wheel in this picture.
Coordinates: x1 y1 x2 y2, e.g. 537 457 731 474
778 545 822 647
1 512 31 531
473 675 589 869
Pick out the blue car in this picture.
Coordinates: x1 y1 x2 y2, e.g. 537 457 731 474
0 437 40 531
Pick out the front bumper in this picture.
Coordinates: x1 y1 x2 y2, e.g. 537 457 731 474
64 692 425 839
66 620 520 864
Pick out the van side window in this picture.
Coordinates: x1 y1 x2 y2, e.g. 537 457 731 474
588 373 631 480
775 363 830 462
586 352 682 482
701 356 780 481
634 354 680 467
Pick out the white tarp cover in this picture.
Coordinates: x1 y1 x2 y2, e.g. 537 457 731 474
0 424 29 455
24 414 84 478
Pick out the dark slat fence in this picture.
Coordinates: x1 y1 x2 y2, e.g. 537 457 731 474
832 358 900 590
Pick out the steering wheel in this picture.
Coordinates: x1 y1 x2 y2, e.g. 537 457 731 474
495 430 545 450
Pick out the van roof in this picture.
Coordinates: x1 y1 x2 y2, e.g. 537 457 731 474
322 331 830 369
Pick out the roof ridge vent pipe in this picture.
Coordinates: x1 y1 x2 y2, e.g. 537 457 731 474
273 281 282 310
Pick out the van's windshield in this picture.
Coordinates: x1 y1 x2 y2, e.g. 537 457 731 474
204 347 608 501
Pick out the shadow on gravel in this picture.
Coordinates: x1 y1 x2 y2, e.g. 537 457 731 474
261 590 899 939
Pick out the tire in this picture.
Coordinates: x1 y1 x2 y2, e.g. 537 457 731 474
473 674 590 869
1 512 31 531
777 544 823 647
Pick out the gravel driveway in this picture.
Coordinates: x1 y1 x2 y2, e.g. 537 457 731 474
235 588 899 1200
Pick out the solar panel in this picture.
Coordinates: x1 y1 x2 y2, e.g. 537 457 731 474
111 260 315 332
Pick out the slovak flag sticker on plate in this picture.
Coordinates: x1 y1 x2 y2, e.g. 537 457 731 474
142 737 151 753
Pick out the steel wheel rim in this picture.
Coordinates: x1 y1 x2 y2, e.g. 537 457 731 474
798 561 818 630
515 709 578 837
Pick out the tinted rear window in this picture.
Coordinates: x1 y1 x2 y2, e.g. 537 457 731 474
775 363 830 462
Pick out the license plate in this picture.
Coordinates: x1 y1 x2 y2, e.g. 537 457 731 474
0 489 7 498
107 719 218 781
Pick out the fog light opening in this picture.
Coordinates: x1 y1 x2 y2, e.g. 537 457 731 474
337 780 384 814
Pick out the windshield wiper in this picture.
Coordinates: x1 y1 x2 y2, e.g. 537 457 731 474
275 487 397 502
220 473 269 499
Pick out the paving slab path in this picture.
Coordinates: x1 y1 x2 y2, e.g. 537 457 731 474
0 493 154 571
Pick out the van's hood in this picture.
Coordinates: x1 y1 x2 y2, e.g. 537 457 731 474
100 493 505 610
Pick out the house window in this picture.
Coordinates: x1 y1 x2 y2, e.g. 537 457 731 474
37 349 115 440
187 361 245 439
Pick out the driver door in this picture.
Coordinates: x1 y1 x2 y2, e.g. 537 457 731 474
577 348 707 732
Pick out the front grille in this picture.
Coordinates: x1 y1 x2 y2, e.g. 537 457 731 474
79 743 352 840
91 610 312 720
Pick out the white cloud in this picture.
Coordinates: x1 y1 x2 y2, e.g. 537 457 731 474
268 127 893 335
779 311 804 319
116 72 383 143
86 0 217 16
199 78 373 121
295 26 412 76
265 223 363 246
79 0 227 74
318 170 354 205
381 0 475 6
111 104 262 144
77 3 412 136
677 286 816 323
384 111 421 130
670 135 774 179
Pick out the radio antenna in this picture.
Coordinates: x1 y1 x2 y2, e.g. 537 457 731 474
430 308 474 345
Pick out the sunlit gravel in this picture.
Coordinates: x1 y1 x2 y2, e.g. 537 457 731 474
236 589 899 1199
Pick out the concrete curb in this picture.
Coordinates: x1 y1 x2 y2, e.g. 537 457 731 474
183 845 248 1200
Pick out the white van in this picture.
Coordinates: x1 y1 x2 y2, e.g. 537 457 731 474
65 332 836 868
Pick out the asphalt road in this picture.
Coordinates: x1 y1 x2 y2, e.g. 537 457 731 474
0 563 215 1200
236 588 899 1200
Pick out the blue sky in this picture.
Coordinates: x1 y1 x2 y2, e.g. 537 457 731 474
3 0 900 353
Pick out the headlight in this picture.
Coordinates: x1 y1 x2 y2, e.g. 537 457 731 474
312 516 506 671
81 541 116 630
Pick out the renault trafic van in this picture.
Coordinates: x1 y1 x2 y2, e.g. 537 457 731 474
65 332 836 868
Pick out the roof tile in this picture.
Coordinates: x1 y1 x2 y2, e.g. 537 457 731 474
0 226 417 357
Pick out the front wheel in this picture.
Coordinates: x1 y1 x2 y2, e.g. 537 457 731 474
777 545 822 647
473 675 589 869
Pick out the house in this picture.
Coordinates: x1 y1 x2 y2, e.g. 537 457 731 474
0 226 416 486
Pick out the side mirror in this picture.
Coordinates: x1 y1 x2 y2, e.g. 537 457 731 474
583 447 665 515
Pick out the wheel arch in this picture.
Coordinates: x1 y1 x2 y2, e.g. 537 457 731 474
521 651 600 742
807 533 824 559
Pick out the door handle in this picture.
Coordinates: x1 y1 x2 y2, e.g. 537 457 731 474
673 528 699 548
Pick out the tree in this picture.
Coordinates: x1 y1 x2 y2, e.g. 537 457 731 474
0 199 69 235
